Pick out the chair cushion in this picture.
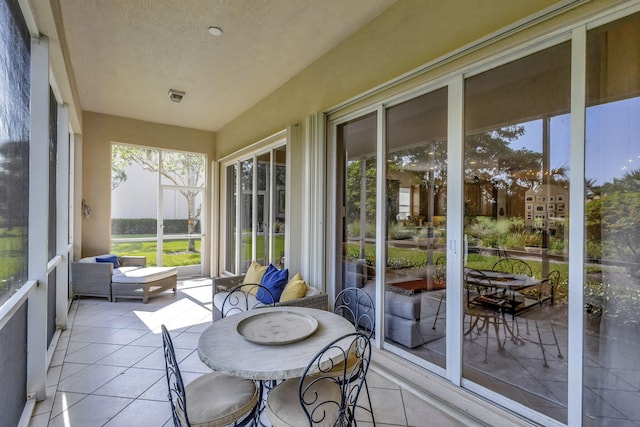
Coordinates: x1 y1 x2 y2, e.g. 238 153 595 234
111 266 177 284
185 372 258 427
257 265 288 304
266 377 342 427
241 261 268 294
279 273 307 302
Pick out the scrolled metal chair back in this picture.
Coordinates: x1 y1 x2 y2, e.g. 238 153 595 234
334 287 375 338
162 325 190 427
492 258 533 276
434 255 447 281
298 332 372 426
221 283 276 317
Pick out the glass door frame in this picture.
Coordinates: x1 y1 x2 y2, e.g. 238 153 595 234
220 134 287 275
325 8 640 420
110 145 207 275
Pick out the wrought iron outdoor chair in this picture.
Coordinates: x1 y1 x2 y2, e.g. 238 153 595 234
220 283 276 318
265 331 372 427
161 325 260 427
333 287 376 424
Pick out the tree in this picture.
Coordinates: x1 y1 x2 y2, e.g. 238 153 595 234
111 145 205 252
586 169 640 277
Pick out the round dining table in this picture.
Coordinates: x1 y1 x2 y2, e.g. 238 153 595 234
197 306 356 381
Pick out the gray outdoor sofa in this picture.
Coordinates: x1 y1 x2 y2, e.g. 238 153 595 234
212 274 328 321
71 255 177 303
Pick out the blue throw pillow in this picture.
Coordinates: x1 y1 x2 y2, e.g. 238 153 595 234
257 264 289 304
96 254 120 268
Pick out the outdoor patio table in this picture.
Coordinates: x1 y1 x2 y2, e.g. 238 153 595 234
197 306 355 381
465 268 542 314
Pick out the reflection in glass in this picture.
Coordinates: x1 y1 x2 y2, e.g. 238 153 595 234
584 13 640 426
463 42 571 422
339 112 377 327
385 88 448 366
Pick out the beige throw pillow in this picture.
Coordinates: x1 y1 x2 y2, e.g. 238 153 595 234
279 273 308 302
241 261 268 295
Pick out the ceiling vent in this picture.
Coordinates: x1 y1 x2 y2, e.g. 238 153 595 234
168 89 185 103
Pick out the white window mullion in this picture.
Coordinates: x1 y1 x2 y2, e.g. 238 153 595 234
27 35 50 402
55 104 70 330
268 149 275 265
210 160 219 277
375 106 386 350
252 156 258 262
446 75 464 386
235 161 242 274
567 24 587 426
157 151 163 266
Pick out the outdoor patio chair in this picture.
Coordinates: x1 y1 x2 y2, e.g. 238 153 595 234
220 283 276 318
515 270 563 367
265 331 372 427
431 255 447 329
161 325 260 427
464 269 513 362
333 288 375 424
492 258 533 277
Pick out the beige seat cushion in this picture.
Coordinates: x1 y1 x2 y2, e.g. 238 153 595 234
266 377 342 427
111 266 177 284
185 372 258 427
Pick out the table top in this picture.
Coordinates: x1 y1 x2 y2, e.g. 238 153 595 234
465 268 541 289
198 306 355 380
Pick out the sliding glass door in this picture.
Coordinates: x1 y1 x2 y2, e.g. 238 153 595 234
385 87 448 367
223 143 287 275
583 13 640 425
462 41 571 422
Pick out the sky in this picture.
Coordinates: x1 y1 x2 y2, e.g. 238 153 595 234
509 96 640 186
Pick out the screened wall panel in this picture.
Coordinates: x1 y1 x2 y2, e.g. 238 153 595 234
0 0 31 423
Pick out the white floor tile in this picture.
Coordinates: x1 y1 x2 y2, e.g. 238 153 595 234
47 395 132 427
93 367 165 399
103 399 171 427
57 364 125 394
96 345 157 367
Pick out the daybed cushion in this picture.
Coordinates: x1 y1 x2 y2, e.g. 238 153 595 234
112 266 177 284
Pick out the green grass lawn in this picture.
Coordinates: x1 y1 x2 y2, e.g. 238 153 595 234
345 241 572 303
0 228 27 280
240 234 285 262
111 239 201 267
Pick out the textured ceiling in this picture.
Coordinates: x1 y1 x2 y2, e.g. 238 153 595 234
60 0 396 132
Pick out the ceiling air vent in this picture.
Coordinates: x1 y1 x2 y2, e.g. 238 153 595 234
168 89 185 103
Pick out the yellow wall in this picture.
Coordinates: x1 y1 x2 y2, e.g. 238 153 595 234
80 112 215 257
215 0 562 156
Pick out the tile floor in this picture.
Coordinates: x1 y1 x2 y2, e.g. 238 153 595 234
29 277 466 427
